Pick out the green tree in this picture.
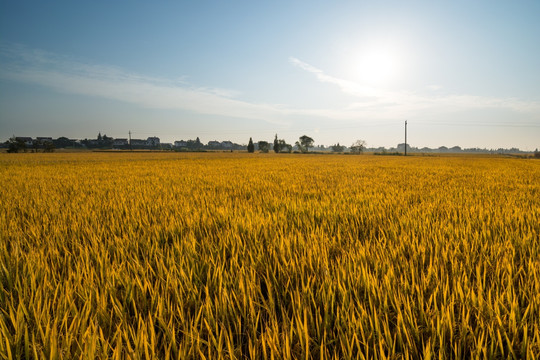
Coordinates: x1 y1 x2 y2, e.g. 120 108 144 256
258 141 270 153
32 139 40 153
350 140 366 154
296 135 314 153
6 136 25 153
331 143 345 153
102 134 114 147
247 137 255 153
44 141 56 153
278 139 292 153
273 134 279 153
54 137 73 148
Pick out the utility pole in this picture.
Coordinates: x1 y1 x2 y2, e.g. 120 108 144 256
404 120 407 156
129 130 132 151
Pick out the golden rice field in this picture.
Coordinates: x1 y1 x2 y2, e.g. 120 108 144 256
1 152 539 359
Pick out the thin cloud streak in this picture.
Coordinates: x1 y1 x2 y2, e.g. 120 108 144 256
1 44 539 129
289 57 381 99
0 44 293 125
0 45 362 126
289 56 540 116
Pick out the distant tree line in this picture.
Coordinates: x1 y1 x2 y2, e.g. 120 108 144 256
242 135 367 154
5 136 65 153
3 133 369 154
3 133 536 155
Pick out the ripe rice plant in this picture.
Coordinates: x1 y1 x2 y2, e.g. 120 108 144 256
1 152 539 359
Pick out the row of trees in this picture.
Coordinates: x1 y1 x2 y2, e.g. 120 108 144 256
247 135 312 153
330 140 367 153
6 137 57 153
247 135 366 154
5 133 367 154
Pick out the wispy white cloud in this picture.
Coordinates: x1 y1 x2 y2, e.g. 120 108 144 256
1 43 539 131
289 57 382 99
289 56 540 118
0 43 291 125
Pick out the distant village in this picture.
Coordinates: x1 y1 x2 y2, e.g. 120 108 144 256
2 133 247 152
2 133 537 155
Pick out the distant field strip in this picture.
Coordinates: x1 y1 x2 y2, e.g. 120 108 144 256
1 152 539 359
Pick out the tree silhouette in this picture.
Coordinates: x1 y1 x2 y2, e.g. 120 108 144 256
258 141 270 153
278 139 292 153
331 143 345 153
350 140 366 154
247 137 255 153
6 137 25 153
296 135 314 153
273 134 279 153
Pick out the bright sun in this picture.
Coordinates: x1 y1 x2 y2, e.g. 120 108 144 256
350 44 400 86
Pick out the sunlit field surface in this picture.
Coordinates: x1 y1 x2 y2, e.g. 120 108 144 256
1 152 539 359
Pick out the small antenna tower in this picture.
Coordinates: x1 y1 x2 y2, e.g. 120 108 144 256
404 120 407 156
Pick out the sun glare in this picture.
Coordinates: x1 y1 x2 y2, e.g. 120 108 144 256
349 43 401 86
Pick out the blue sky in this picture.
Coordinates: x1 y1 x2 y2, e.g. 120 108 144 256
1 1 539 149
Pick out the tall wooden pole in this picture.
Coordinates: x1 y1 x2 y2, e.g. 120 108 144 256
404 120 407 156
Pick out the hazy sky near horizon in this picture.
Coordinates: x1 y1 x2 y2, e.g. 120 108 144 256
1 1 539 149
